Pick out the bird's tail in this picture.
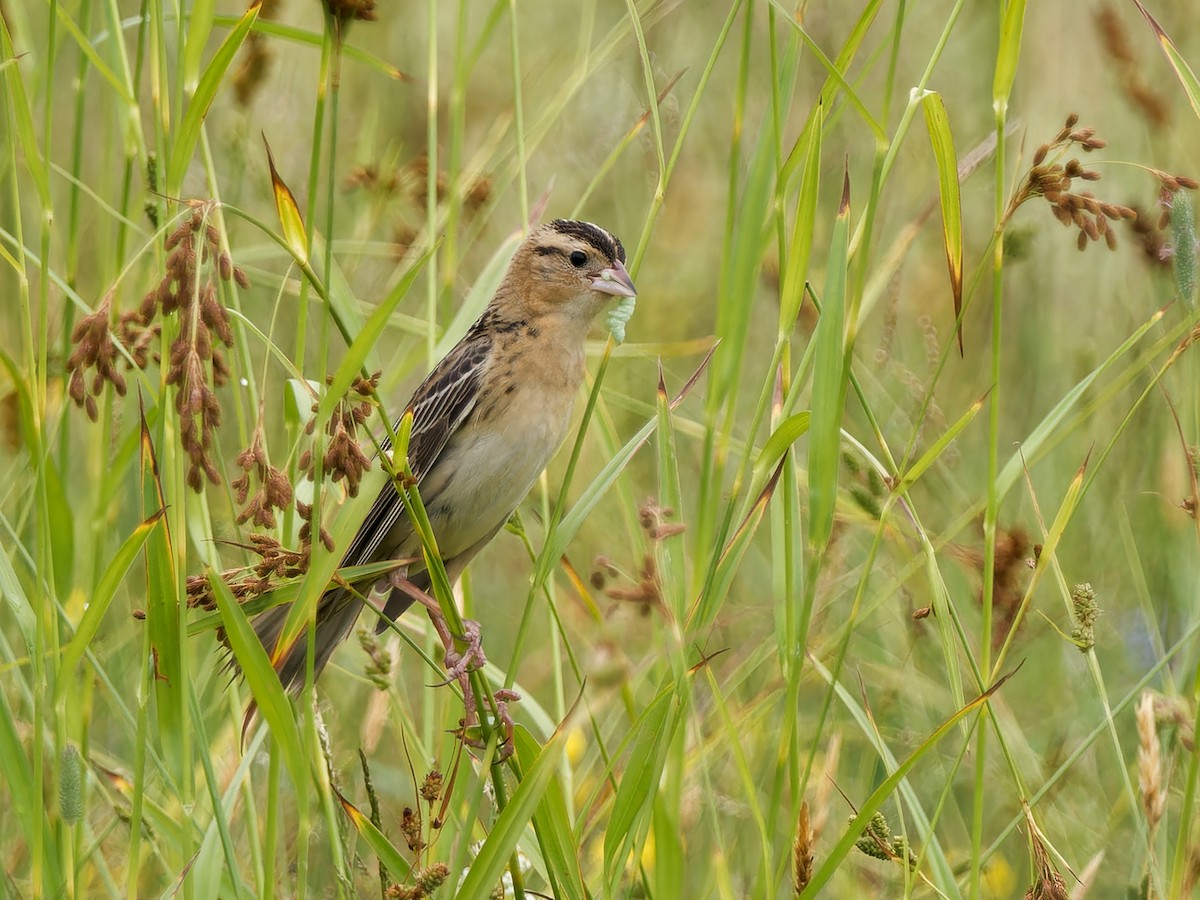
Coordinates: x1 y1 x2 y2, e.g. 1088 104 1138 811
239 574 421 738
250 585 365 695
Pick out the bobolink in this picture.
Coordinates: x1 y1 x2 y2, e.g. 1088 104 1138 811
252 219 636 691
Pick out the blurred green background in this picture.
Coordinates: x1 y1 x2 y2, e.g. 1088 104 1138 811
2 0 1200 897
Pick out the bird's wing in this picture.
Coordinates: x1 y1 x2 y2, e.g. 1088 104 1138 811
340 323 494 567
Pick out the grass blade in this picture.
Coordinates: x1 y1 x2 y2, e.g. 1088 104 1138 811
208 567 307 792
807 167 851 554
992 0 1027 113
55 510 164 701
1133 0 1200 122
513 725 586 900
602 684 683 892
167 0 262 195
457 703 579 900
800 664 1023 897
921 90 964 353
336 788 413 883
263 134 308 266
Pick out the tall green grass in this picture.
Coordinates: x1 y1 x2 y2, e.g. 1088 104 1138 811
3 1 1200 897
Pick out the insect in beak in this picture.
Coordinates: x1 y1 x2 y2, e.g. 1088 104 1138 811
591 258 637 298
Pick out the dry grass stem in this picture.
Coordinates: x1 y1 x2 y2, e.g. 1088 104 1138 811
1137 691 1165 833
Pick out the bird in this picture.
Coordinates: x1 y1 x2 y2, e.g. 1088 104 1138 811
250 219 636 694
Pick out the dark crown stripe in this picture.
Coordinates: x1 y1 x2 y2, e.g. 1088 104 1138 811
549 219 626 264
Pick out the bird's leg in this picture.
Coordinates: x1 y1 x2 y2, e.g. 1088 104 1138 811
492 689 521 758
385 573 516 757
441 618 485 684
387 573 489 723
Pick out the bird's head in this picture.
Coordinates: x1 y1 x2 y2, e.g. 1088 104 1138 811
508 219 636 323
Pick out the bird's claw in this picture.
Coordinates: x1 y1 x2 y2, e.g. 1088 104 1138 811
442 618 485 682
456 688 522 760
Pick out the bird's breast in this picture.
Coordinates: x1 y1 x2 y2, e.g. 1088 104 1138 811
419 368 580 558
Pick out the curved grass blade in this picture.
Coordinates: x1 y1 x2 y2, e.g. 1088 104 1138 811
167 0 262 195
751 411 810 498
263 134 308 266
799 663 1024 897
0 20 49 205
315 247 434 424
0 692 63 895
55 510 165 702
996 306 1164 501
602 685 682 893
1133 0 1200 122
689 458 786 633
779 112 822 333
207 568 306 791
457 698 580 900
807 167 851 555
921 91 964 354
513 725 586 900
992 0 1027 114
335 788 412 883
211 15 416 82
892 393 986 494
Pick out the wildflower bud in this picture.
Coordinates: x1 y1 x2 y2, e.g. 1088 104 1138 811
420 770 444 804
59 743 83 826
1170 190 1197 307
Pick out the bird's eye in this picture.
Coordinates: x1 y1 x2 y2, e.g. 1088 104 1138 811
569 249 588 268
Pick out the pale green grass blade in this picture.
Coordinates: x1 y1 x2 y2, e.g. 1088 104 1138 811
992 457 1087 677
771 1 885 142
920 91 964 353
270 463 391 674
315 248 433 423
166 0 262 195
137 402 187 755
602 684 683 893
1133 0 1200 122
207 569 307 794
807 169 851 554
996 306 1165 501
751 411 810 498
893 394 984 494
41 458 75 596
779 112 822 332
800 666 1021 898
0 536 35 654
182 0 217 92
689 459 785 633
210 15 414 81
188 690 251 900
0 18 49 205
513 725 585 900
992 0 1026 113
435 232 521 358
457 709 576 900
335 789 412 883
0 691 63 895
51 3 134 105
654 365 687 624
807 653 963 897
56 511 164 702
702 667 772 887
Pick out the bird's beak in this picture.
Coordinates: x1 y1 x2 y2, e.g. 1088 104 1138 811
591 258 637 298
